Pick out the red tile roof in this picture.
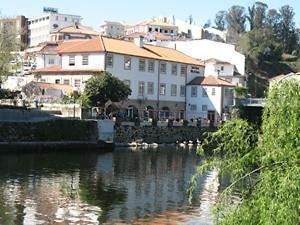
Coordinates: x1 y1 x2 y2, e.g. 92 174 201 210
57 36 204 66
57 37 105 53
33 66 102 75
188 76 236 87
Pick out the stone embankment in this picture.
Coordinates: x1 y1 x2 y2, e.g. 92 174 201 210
115 126 215 144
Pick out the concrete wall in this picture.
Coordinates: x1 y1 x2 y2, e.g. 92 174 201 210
0 109 54 122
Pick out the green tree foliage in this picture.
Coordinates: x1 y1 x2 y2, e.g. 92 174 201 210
226 5 246 34
247 1 268 30
0 19 16 84
277 5 298 53
214 11 227 31
190 80 300 224
83 72 131 107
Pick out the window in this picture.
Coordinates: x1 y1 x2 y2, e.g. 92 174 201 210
225 87 231 96
148 59 155 72
170 30 174 34
190 104 197 111
171 84 177 96
148 27 152 32
106 53 113 67
221 66 224 71
155 28 158 32
124 56 131 70
56 16 59 20
212 87 216 96
139 58 145 71
191 66 200 73
55 79 60 84
202 105 208 111
40 79 46 83
191 86 197 97
63 79 70 85
138 81 145 96
147 82 154 95
180 64 187 76
160 62 166 74
82 55 89 65
64 17 67 21
124 80 131 87
171 63 177 75
202 88 208 97
48 58 55 64
74 79 81 88
69 55 75 66
180 85 185 97
160 83 166 95
164 30 168 33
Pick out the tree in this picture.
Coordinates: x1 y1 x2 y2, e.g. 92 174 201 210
226 5 246 34
84 72 131 108
0 18 16 85
265 9 281 34
247 1 268 30
215 11 227 31
277 5 298 53
189 80 300 224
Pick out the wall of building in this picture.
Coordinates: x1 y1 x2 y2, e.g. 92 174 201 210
106 53 187 103
61 53 105 69
204 62 234 77
186 85 222 120
36 54 60 69
159 39 245 76
28 13 81 47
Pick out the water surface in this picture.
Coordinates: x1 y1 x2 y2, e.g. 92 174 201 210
0 146 218 224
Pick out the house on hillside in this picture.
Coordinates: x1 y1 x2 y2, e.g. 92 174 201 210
50 24 99 41
269 72 300 88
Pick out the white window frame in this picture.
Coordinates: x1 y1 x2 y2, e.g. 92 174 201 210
190 104 197 111
160 83 166 95
202 87 208 97
82 55 89 65
106 53 113 67
171 63 177 75
124 56 131 70
139 58 146 72
148 59 155 72
171 84 177 96
69 55 75 66
180 64 187 76
160 62 167 74
191 86 197 97
180 85 185 97
147 82 154 95
138 81 145 96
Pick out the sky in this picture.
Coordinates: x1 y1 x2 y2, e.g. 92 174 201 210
1 0 299 30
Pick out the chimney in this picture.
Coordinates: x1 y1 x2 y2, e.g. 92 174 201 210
134 35 144 48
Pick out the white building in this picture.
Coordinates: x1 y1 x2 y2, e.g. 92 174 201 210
156 39 245 78
33 36 204 120
186 76 235 124
100 21 130 37
28 9 81 47
125 21 178 38
152 16 202 39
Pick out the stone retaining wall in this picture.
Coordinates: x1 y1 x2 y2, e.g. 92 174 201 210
115 126 215 144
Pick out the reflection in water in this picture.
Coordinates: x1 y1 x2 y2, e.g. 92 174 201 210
0 147 218 224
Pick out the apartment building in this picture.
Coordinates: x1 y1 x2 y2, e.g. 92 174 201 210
28 8 81 47
0 15 28 50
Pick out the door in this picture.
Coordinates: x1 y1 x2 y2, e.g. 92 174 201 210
207 110 215 126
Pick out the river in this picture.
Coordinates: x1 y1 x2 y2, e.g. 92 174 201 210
0 146 219 224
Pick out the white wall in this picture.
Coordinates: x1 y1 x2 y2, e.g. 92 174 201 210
61 53 105 69
157 39 245 76
28 13 81 47
106 53 186 103
36 54 60 69
186 85 222 120
37 74 93 92
204 62 234 77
